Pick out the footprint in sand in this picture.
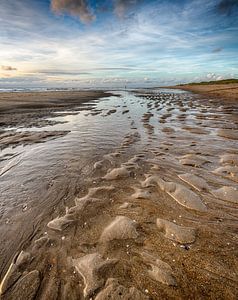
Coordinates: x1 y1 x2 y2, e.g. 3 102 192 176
100 216 139 242
72 253 117 298
156 218 196 244
141 252 177 286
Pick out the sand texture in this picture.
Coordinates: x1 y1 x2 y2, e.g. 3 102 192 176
0 89 238 299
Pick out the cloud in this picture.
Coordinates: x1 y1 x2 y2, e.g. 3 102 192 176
212 47 223 53
217 0 238 15
114 0 138 18
38 70 90 75
51 0 95 23
206 73 224 80
51 0 138 22
1 65 17 71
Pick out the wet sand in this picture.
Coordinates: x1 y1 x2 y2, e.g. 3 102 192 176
0 89 238 299
0 91 111 149
168 83 238 101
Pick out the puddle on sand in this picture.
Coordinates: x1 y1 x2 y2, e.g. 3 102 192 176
0 90 238 300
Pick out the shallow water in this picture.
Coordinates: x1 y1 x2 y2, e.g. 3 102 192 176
0 90 238 299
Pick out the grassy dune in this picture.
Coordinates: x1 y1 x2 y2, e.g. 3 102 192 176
171 79 238 101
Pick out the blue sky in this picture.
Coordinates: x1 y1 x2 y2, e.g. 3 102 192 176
0 0 238 88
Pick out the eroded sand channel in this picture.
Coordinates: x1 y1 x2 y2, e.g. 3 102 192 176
0 90 238 299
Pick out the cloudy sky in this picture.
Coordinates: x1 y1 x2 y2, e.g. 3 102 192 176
0 0 238 88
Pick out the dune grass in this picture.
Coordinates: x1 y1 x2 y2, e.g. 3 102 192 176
179 78 238 86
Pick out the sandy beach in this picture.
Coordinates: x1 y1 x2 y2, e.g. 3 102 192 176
0 91 111 150
0 89 238 299
169 83 238 101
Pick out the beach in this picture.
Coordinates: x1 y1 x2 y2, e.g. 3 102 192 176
0 89 238 299
0 91 111 150
170 83 238 101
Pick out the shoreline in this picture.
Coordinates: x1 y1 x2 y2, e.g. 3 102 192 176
166 83 238 101
0 90 112 113
0 90 112 150
0 90 112 128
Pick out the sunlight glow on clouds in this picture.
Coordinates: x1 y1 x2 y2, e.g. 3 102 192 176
0 0 237 88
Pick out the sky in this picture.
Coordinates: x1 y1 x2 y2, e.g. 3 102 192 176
0 0 238 88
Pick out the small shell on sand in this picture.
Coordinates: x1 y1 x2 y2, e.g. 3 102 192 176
95 278 149 300
211 186 238 203
103 167 130 180
141 252 176 286
156 218 196 244
100 216 139 242
72 253 117 298
178 173 209 191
